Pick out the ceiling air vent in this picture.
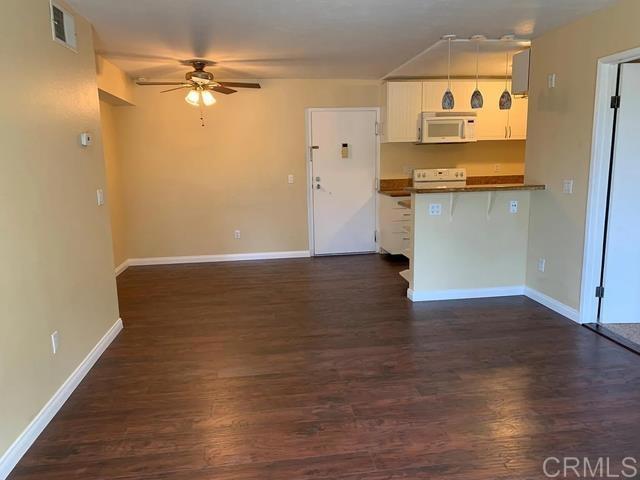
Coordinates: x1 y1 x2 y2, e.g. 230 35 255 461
50 2 77 51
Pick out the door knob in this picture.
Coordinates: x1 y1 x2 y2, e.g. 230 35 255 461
316 184 321 190
315 176 321 182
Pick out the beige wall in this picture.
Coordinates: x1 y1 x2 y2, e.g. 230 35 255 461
524 0 640 309
112 80 381 258
0 0 120 456
381 140 525 178
100 100 127 267
96 55 136 106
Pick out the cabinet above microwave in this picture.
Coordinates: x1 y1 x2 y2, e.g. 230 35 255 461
381 80 527 143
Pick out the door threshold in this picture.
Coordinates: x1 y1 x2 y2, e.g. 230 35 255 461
583 323 640 356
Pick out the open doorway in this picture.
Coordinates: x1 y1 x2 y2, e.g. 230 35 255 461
582 53 640 351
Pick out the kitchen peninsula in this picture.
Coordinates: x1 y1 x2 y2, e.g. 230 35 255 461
395 174 545 302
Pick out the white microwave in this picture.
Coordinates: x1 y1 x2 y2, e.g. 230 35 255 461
418 111 477 144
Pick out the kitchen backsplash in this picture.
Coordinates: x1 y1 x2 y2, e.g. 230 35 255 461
380 140 525 178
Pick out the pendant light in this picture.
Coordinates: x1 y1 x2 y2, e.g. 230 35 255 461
499 51 512 110
470 35 484 109
442 35 455 110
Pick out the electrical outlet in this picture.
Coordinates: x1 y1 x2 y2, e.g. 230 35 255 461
537 258 546 273
494 164 502 173
509 200 518 214
234 230 241 240
51 331 59 355
548 73 557 89
562 179 574 194
428 203 442 216
288 174 294 184
402 166 414 176
96 188 105 206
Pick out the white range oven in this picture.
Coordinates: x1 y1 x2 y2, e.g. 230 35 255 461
413 168 467 188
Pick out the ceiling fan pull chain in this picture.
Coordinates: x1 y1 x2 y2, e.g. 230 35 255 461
200 104 205 127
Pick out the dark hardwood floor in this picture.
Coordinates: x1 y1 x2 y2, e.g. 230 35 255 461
9 255 640 479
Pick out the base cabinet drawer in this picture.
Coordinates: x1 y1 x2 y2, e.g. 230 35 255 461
378 193 411 255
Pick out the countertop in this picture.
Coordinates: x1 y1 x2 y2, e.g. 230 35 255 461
378 190 411 197
405 183 546 194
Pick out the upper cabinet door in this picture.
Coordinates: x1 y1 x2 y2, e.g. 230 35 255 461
475 80 510 141
508 94 528 140
422 80 474 112
384 82 423 142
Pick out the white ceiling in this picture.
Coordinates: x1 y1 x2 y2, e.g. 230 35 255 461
68 0 616 80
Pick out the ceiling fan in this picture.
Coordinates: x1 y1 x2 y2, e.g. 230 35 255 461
135 59 261 107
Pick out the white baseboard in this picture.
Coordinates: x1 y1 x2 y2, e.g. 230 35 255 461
114 260 129 276
124 250 311 269
407 285 525 302
524 287 580 323
0 318 123 480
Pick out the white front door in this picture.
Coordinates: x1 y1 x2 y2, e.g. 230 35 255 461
310 109 377 255
600 63 640 323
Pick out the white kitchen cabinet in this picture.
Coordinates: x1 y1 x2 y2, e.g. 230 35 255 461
475 80 510 140
382 80 527 142
382 81 422 142
475 80 528 140
378 194 412 255
508 94 528 140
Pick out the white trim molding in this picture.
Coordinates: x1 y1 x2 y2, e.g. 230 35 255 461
126 250 311 268
580 46 640 325
0 318 123 480
114 260 129 276
407 286 525 302
524 287 580 323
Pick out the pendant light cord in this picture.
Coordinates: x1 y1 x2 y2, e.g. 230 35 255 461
505 52 509 90
447 38 452 89
475 42 480 89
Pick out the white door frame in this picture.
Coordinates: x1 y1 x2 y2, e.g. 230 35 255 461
580 46 640 324
305 107 381 256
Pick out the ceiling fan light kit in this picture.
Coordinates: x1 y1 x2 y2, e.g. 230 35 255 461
135 59 260 122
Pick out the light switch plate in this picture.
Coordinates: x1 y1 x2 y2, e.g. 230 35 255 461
288 174 294 184
548 74 557 89
96 188 105 206
538 258 546 273
562 179 574 194
51 331 59 355
429 203 442 216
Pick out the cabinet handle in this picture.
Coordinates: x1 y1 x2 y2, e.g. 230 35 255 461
505 126 508 139
417 127 421 142
509 126 512 138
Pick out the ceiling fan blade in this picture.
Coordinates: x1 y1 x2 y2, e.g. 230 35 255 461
217 81 261 89
160 85 191 93
210 85 237 95
136 81 188 86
